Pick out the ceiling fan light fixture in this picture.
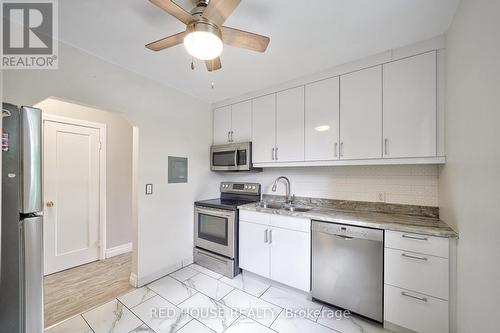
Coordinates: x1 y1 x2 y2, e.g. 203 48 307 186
184 22 223 61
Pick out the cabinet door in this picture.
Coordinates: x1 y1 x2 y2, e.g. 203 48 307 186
383 52 437 158
239 221 270 278
276 86 305 162
252 94 276 163
270 228 310 291
231 100 252 143
213 106 232 145
340 66 382 159
305 77 340 161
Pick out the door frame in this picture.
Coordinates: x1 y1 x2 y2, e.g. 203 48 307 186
42 113 108 260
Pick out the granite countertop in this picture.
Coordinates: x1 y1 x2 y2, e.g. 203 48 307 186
238 197 458 238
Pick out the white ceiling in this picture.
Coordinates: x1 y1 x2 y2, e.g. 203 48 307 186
58 0 459 103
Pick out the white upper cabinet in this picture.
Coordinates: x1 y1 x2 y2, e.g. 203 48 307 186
213 105 232 145
231 100 252 143
305 77 340 161
340 66 382 160
383 52 437 158
252 94 276 163
276 86 305 162
214 48 443 168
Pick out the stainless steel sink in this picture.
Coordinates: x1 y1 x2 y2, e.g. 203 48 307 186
256 202 312 213
256 202 283 209
283 206 312 213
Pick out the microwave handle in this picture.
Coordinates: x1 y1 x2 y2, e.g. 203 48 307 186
233 150 238 167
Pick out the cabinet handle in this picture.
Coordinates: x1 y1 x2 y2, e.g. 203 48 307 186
401 291 428 302
401 253 428 261
334 142 338 157
384 138 388 155
227 131 231 142
230 131 234 142
271 148 275 160
264 229 268 243
402 234 428 241
269 229 273 244
275 147 278 160
340 142 344 157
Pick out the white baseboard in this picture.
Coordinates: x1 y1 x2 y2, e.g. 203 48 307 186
106 242 132 258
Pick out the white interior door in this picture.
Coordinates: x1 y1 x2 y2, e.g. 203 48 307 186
43 120 101 275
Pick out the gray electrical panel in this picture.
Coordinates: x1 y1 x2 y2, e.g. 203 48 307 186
168 156 188 183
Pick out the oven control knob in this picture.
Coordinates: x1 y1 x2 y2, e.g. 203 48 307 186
244 185 248 189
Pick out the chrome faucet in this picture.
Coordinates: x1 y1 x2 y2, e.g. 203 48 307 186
272 176 295 204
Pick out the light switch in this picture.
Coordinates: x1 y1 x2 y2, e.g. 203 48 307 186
146 184 153 195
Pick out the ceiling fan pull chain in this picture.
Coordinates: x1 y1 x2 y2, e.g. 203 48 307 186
191 57 195 70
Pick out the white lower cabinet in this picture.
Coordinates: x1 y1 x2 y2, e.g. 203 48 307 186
270 227 310 292
384 230 451 333
385 285 448 333
385 248 449 300
239 211 310 291
239 221 270 278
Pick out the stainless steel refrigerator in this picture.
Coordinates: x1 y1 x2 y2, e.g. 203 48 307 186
0 103 43 333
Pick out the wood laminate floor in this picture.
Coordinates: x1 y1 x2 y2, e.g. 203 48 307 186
44 252 133 328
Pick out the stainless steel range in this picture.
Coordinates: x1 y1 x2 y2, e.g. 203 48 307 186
194 182 260 277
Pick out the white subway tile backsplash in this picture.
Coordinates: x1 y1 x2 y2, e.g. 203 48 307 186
216 165 439 206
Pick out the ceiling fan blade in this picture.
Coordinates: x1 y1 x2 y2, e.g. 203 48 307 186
202 0 241 26
221 26 270 52
146 31 187 51
149 0 193 24
205 57 222 72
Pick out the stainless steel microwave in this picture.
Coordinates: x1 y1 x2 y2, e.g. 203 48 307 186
210 142 260 172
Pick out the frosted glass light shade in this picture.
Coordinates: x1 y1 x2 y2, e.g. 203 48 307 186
184 31 223 61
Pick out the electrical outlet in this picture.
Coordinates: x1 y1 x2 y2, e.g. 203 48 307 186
376 191 386 202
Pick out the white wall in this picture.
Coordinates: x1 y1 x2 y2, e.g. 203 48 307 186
35 98 133 249
2 41 217 284
439 1 500 332
217 165 438 206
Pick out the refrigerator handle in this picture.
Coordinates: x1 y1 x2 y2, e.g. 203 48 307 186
21 107 42 213
22 216 44 333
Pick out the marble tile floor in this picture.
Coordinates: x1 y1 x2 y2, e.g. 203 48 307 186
45 265 393 333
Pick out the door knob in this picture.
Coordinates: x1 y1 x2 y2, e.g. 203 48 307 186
46 201 54 208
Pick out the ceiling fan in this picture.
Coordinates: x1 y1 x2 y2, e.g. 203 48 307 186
145 0 270 72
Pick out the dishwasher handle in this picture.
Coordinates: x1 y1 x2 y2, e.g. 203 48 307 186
312 220 383 242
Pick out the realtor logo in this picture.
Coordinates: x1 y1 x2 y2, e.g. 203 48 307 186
1 0 58 69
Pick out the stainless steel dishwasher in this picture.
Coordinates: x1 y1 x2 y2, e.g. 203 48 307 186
311 220 384 323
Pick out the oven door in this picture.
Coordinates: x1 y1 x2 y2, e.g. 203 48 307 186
194 206 236 258
211 142 251 171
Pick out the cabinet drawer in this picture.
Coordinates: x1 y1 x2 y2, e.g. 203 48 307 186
385 248 448 300
384 284 448 333
270 215 310 233
239 210 270 225
385 230 449 258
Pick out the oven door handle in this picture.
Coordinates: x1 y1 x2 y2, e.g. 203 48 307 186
194 206 236 219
